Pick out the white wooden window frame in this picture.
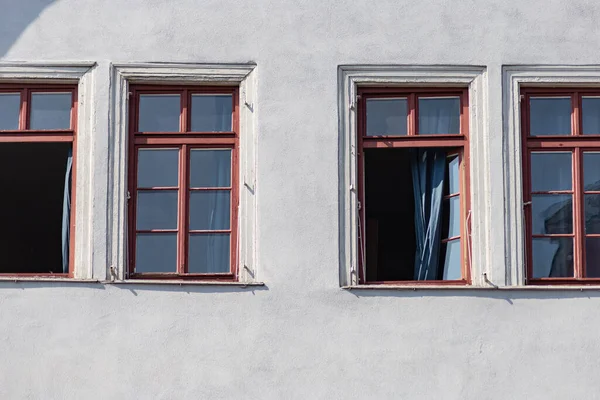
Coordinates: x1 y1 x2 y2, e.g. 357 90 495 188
338 65 488 287
109 63 257 282
503 65 600 286
0 62 96 280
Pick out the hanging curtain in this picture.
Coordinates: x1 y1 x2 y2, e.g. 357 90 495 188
411 149 446 280
217 96 229 131
61 148 73 273
205 150 230 272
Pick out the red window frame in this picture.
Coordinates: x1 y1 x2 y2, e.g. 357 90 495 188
0 84 78 277
357 87 471 285
128 85 239 280
522 87 600 284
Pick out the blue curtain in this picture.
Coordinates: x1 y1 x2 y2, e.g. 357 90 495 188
411 149 446 280
62 149 73 273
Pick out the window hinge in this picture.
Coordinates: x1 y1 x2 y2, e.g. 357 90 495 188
127 191 131 202
519 94 525 102
358 201 362 210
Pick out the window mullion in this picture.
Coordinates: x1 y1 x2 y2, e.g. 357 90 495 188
574 147 585 278
408 93 416 135
178 144 189 274
572 92 580 136
181 89 189 133
19 88 28 130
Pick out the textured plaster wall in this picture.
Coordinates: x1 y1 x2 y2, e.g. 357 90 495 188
2 0 600 399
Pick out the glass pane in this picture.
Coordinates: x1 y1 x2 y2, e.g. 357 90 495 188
191 94 232 132
447 155 459 194
446 196 460 238
418 97 460 134
585 194 600 234
586 237 600 277
139 94 180 132
582 97 600 135
137 149 179 188
529 97 571 136
188 233 230 273
189 191 230 230
0 93 20 130
532 195 572 235
532 237 573 278
136 191 178 230
583 152 600 189
135 233 177 273
190 149 231 188
366 99 407 136
530 152 572 192
30 93 71 129
441 239 461 280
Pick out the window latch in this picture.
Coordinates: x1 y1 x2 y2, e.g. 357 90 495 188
127 191 131 202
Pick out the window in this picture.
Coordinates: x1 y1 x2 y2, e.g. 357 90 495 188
357 88 470 284
0 85 77 276
128 85 239 280
522 88 600 283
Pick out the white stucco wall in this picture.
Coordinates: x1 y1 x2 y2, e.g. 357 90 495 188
2 1 600 398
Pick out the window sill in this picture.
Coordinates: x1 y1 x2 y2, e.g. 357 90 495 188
0 277 263 287
0 277 99 283
108 279 264 287
342 284 600 291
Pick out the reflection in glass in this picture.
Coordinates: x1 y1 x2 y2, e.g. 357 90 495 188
530 152 572 192
441 239 461 280
136 191 178 230
586 237 600 277
529 97 571 136
532 237 573 278
139 94 180 132
366 99 407 136
188 233 230 273
137 148 179 188
582 97 600 135
189 191 230 230
0 93 20 130
447 196 460 238
585 194 600 234
190 149 231 188
135 233 177 272
447 155 460 194
583 152 600 189
531 195 572 235
191 95 232 132
30 93 72 129
418 97 460 134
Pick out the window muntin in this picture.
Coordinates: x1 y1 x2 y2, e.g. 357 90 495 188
0 85 77 277
523 89 600 283
358 88 469 284
129 86 239 280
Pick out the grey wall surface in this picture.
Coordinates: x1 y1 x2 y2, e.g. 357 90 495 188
2 0 600 399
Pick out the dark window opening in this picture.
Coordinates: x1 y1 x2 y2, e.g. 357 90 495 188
364 148 461 282
0 143 72 274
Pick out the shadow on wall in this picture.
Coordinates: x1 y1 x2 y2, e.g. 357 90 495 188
0 0 56 58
